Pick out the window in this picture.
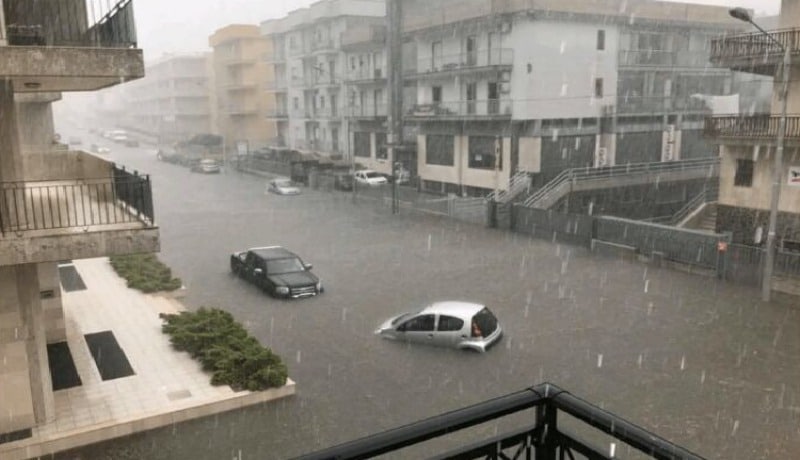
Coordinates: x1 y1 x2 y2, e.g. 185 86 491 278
350 56 356 70
354 132 371 158
437 315 464 332
402 314 435 332
432 86 442 104
432 41 442 70
734 159 754 187
376 133 388 160
469 136 501 170
293 97 299 109
595 78 604 98
597 30 606 50
466 83 477 114
425 135 454 166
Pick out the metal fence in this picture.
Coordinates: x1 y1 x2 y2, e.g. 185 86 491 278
296 382 704 460
113 165 154 223
512 205 595 247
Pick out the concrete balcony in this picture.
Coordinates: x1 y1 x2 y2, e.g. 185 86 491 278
710 28 800 76
309 38 337 54
346 103 387 119
265 108 289 119
262 51 286 63
223 81 258 92
618 49 713 68
225 104 259 115
344 67 386 84
407 99 512 120
409 49 513 79
264 79 288 92
616 96 710 116
704 114 800 146
1 0 144 92
0 150 159 266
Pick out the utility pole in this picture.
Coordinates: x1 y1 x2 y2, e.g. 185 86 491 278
387 0 403 214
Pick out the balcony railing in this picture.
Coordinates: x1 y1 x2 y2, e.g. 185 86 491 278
309 37 336 52
225 104 258 115
705 114 800 141
4 0 137 48
414 48 513 75
0 165 153 236
616 96 711 115
345 67 385 82
262 51 286 63
408 99 512 118
618 49 711 68
265 108 289 118
346 104 387 118
297 383 703 460
710 28 800 62
305 74 341 87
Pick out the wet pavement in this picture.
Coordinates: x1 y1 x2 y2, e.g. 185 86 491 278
56 136 800 459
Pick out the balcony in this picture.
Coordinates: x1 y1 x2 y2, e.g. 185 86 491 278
616 96 711 116
223 80 258 92
710 28 800 76
221 56 256 67
225 104 258 115
705 114 800 145
297 383 703 460
345 67 386 84
265 107 289 119
309 37 336 54
262 50 286 63
410 48 513 79
301 106 340 119
0 151 158 266
305 74 341 87
618 49 713 68
407 99 512 120
0 0 144 92
346 104 387 119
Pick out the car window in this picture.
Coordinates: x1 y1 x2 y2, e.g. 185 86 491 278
402 314 435 332
365 172 381 179
266 257 305 274
471 307 498 337
437 315 463 332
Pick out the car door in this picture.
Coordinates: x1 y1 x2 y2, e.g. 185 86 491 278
433 315 465 348
397 314 436 345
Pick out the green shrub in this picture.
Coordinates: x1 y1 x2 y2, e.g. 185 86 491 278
109 254 182 293
159 308 288 391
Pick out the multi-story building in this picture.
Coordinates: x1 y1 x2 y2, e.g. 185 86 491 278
402 0 751 196
209 25 274 154
120 53 212 144
0 0 157 443
706 0 800 246
260 0 386 157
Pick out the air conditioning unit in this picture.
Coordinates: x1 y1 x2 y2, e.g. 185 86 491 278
499 21 512 34
597 147 608 167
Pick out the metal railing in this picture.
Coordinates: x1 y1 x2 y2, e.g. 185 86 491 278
415 48 513 74
345 67 385 82
296 383 704 460
670 185 719 227
524 158 720 208
617 96 710 115
0 166 153 235
345 104 387 118
487 169 531 204
705 114 800 140
265 108 289 118
4 0 137 48
710 27 800 61
225 104 258 115
309 37 336 52
408 99 512 118
618 49 711 68
264 79 288 91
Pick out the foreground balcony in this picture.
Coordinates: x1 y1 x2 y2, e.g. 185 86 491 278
408 99 512 119
710 28 800 76
410 48 513 78
1 0 143 92
298 383 703 459
704 114 800 145
0 150 158 266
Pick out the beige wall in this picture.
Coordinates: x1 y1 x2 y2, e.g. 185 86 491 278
519 137 541 172
22 150 112 181
38 263 65 344
719 145 800 213
417 134 511 191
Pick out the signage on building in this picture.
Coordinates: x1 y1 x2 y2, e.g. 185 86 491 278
789 166 800 186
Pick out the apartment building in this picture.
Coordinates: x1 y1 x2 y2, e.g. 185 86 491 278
705 0 800 246
402 0 749 196
0 0 157 444
209 25 274 153
260 0 386 156
119 53 212 144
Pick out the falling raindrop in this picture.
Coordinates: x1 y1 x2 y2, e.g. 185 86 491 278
296 350 302 363
341 308 347 323
700 370 706 384
427 234 432 252
597 353 603 368
609 443 616 458
647 302 654 315
731 420 739 436
644 279 649 293
680 355 686 371
637 354 643 369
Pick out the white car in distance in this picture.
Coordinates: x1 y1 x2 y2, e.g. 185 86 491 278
354 169 388 186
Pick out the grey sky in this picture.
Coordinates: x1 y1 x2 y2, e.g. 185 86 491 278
135 0 781 57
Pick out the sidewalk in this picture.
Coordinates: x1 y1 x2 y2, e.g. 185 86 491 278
0 258 295 460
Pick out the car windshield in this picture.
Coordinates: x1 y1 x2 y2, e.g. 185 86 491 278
365 172 382 179
266 257 305 274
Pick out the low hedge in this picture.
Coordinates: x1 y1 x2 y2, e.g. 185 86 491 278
159 308 288 391
109 254 182 293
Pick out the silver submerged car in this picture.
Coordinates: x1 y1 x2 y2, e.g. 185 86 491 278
267 178 301 195
375 301 502 352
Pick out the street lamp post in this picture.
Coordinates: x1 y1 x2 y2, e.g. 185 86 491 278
729 7 791 302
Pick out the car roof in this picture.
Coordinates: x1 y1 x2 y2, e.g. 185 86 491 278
421 301 486 317
248 246 298 260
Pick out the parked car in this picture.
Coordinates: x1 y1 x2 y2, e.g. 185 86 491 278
190 159 221 174
268 178 301 195
375 301 502 352
230 246 323 298
354 169 388 186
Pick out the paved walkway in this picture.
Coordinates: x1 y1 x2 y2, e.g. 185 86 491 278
1 257 295 460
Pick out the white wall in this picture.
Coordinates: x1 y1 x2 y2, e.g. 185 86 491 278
417 134 511 191
509 19 618 120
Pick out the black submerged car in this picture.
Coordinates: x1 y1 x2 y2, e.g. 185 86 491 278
230 246 322 298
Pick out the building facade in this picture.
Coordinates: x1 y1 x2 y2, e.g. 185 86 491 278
402 0 750 196
260 0 387 157
0 0 158 442
706 0 800 246
209 25 274 154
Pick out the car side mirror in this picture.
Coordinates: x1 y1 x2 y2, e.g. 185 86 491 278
254 268 264 276
304 263 313 270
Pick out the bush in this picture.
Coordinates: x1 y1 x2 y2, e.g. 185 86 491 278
109 254 183 293
160 308 288 391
